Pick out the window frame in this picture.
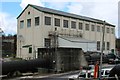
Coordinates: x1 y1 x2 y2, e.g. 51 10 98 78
79 22 83 30
63 20 69 28
106 27 110 33
71 21 76 29
54 18 60 27
35 17 39 26
29 47 32 53
97 41 100 50
107 42 110 50
44 38 51 48
85 24 89 31
91 25 95 31
20 20 24 29
97 26 100 32
27 19 31 27
45 16 51 25
111 28 114 34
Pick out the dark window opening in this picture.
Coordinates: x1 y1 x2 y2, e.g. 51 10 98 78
71 21 76 29
85 24 89 31
29 47 32 53
27 19 31 27
28 11 30 15
97 41 100 50
79 22 83 30
55 18 60 27
63 20 68 28
44 38 51 48
45 16 51 25
35 17 39 26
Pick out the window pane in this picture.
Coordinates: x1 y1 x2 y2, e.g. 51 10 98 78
71 21 76 29
102 26 105 33
97 41 100 50
44 38 51 48
55 18 60 27
29 47 32 53
20 20 24 28
97 26 100 32
107 42 110 50
106 28 109 33
85 24 89 31
63 20 68 28
27 19 31 27
91 25 95 31
45 16 51 25
35 17 39 26
79 22 83 30
111 28 114 34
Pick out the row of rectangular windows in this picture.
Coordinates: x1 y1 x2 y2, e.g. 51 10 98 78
20 16 114 34
97 41 110 51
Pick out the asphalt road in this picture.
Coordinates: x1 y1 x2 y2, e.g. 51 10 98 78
2 64 115 80
2 71 79 80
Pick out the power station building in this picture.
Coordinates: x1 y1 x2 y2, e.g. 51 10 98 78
17 4 115 71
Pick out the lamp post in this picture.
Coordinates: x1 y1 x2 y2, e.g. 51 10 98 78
0 28 4 58
99 21 105 79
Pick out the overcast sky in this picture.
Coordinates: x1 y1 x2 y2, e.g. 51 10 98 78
0 0 119 37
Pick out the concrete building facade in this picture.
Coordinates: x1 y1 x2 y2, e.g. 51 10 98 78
17 4 115 60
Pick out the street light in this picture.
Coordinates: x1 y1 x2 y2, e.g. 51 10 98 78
0 28 4 56
0 28 4 80
99 21 105 79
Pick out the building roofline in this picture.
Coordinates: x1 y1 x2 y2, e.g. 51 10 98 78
17 4 115 27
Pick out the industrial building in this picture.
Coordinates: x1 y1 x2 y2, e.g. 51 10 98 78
2 35 17 57
17 4 115 72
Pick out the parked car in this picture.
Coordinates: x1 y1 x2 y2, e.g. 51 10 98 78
68 70 91 80
107 53 120 64
68 67 113 80
84 51 107 64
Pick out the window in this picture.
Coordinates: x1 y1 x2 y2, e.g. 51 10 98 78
45 16 51 25
111 28 114 34
107 42 110 50
107 28 110 33
97 26 100 32
20 20 24 28
35 17 39 26
54 18 60 27
71 21 76 29
79 22 83 30
105 70 110 75
91 25 95 31
27 19 31 27
63 20 68 28
44 38 51 48
85 24 89 31
28 11 30 15
97 41 100 50
29 47 32 53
